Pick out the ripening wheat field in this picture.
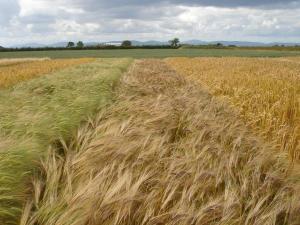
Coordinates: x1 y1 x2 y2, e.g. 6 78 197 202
0 57 299 225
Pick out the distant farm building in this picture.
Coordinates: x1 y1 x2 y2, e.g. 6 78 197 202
103 42 122 46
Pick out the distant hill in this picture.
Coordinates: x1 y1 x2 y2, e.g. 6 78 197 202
46 42 68 48
7 40 300 48
10 43 48 48
182 40 300 47
182 40 266 46
47 42 100 47
84 42 100 46
181 40 208 45
9 41 100 48
131 40 169 46
0 46 4 49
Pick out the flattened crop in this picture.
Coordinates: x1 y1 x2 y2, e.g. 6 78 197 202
22 60 300 225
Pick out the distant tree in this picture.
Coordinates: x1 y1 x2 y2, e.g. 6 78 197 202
67 42 75 48
77 41 84 48
169 38 180 48
121 40 132 47
216 43 223 47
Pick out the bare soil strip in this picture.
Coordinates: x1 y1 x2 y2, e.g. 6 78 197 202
22 60 300 225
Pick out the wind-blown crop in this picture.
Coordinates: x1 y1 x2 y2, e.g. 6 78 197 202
21 60 300 225
166 57 300 161
0 58 132 224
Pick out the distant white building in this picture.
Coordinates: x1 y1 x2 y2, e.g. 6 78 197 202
103 42 122 46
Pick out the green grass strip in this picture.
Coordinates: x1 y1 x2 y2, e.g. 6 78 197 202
1 49 300 59
0 58 132 224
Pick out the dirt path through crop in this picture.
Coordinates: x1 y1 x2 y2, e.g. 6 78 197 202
22 59 300 225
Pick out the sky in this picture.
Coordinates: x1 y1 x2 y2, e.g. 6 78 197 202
0 0 300 47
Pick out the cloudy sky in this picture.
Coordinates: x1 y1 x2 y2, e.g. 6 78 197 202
0 0 300 46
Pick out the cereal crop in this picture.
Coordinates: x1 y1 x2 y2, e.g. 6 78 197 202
166 57 300 160
0 58 95 88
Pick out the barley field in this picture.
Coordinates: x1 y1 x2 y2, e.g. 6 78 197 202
0 58 132 224
166 57 300 161
0 57 299 225
0 58 95 88
0 58 50 66
21 59 300 225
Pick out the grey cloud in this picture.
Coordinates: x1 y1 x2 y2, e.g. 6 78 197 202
0 0 20 25
72 0 300 9
175 0 299 8
20 14 56 24
66 0 300 22
90 5 184 20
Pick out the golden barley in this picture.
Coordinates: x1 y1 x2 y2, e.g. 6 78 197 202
0 58 95 88
166 57 300 161
0 58 50 66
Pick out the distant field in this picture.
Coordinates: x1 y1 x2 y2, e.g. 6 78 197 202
1 48 300 58
0 58 94 88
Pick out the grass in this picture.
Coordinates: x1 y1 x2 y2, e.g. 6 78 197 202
166 57 300 161
21 59 300 225
0 58 95 88
1 48 300 59
0 58 132 224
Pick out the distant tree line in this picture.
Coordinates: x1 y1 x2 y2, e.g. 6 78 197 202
2 38 299 52
180 44 300 51
67 41 84 48
0 45 177 52
0 38 182 52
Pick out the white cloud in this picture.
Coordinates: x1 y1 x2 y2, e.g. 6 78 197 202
173 6 300 41
19 0 84 16
19 0 55 16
